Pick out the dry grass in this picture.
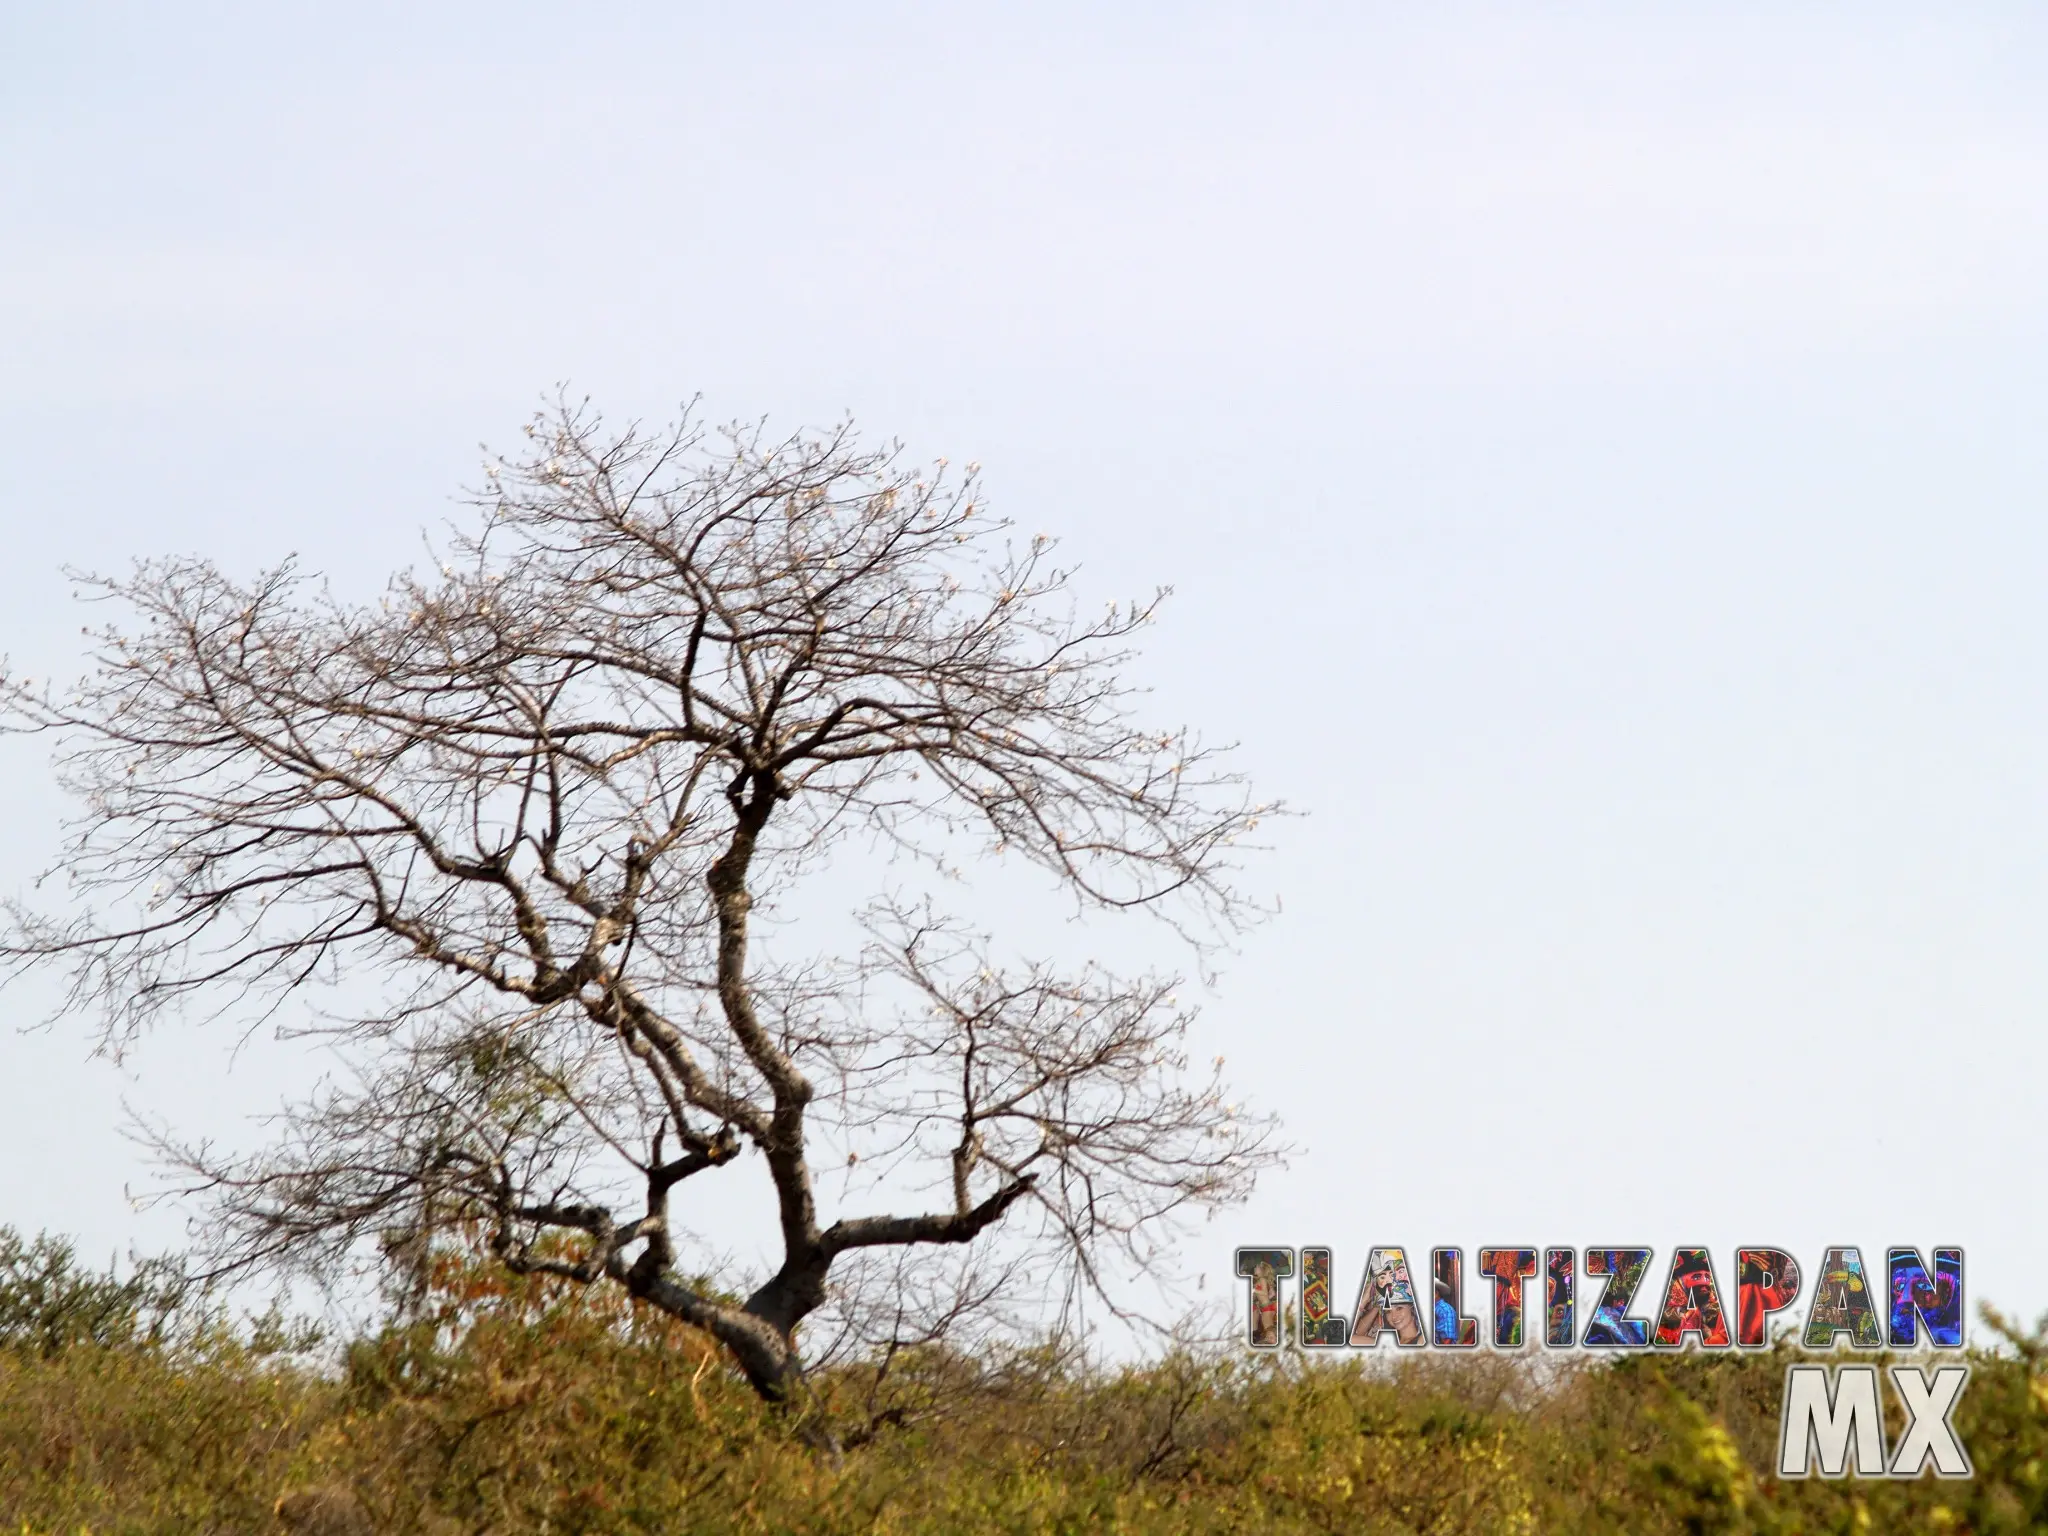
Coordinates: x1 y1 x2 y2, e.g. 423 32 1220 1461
0 1241 2042 1534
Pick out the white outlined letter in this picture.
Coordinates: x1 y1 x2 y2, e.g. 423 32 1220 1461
1888 1365 1972 1479
1778 1364 1885 1477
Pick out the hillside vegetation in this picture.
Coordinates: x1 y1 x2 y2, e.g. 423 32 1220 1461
0 1229 2041 1535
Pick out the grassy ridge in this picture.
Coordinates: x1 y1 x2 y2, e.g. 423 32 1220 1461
1 1235 2042 1534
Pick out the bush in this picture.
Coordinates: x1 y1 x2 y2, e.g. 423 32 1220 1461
0 1229 190 1357
1 1231 2045 1534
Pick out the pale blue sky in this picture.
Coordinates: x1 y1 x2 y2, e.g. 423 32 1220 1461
3 4 2046 1328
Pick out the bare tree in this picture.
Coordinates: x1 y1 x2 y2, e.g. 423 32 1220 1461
0 398 1279 1405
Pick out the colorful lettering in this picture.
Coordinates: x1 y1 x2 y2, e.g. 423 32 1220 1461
1479 1247 1537 1348
1736 1247 1801 1348
1887 1247 1964 1349
1545 1248 1576 1348
1430 1247 1479 1348
1582 1247 1653 1347
1653 1247 1731 1349
1350 1246 1426 1348
1300 1246 1349 1347
1234 1247 1293 1349
1803 1246 1884 1350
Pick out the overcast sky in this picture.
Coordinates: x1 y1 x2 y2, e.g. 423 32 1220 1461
4 3 2046 1332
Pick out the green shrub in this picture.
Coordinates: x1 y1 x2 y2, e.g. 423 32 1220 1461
0 1229 190 1357
2 1231 2045 1534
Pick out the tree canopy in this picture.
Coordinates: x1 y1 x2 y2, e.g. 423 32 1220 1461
0 399 1279 1402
